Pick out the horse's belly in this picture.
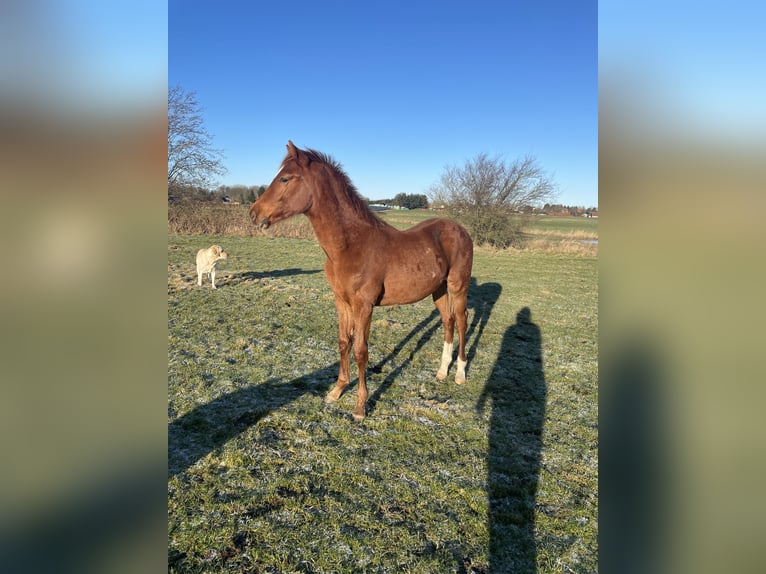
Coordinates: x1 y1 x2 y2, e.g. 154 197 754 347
379 272 444 306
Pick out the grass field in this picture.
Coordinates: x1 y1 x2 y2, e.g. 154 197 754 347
379 210 598 239
168 203 597 255
168 218 597 572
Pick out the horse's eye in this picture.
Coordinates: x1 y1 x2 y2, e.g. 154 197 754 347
279 177 289 183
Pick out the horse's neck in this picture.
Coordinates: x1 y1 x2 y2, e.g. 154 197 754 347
306 178 374 253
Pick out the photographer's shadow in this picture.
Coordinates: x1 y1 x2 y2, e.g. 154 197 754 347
477 307 546 573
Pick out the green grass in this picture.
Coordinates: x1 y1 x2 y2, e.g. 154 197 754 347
378 211 597 235
376 209 442 229
168 233 597 573
526 215 598 236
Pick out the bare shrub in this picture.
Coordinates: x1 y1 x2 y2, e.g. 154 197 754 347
168 202 316 240
430 153 558 248
168 203 252 235
267 216 315 240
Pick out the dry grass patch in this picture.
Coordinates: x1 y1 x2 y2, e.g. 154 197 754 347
526 228 598 241
168 204 597 255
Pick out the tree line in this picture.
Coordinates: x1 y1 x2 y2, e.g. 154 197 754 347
169 85 596 247
540 204 598 216
370 193 429 210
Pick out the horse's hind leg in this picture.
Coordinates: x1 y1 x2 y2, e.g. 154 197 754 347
433 283 455 380
452 288 469 385
444 267 471 385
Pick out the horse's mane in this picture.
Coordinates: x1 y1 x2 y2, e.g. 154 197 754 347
303 148 390 229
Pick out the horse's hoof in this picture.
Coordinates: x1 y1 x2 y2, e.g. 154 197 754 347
455 360 467 385
352 408 366 423
436 369 448 381
324 392 339 404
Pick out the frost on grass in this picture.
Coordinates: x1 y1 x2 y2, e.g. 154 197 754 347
168 234 598 573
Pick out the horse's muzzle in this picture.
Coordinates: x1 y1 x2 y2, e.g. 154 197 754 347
249 205 270 229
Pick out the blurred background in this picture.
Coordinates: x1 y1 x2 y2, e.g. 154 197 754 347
600 2 766 573
1 1 764 572
0 1 167 571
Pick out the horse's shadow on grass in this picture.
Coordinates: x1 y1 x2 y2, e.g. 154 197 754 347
366 278 502 416
466 278 502 366
224 268 322 286
168 366 337 479
169 278 503 478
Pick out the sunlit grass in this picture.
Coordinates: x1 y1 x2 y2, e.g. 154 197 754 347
168 234 597 572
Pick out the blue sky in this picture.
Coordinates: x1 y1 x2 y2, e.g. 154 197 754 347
599 1 766 141
1 1 166 112
170 0 598 207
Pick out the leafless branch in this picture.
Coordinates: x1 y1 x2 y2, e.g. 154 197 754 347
429 151 558 247
168 85 227 190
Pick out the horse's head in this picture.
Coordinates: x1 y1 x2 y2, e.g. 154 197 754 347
250 141 314 230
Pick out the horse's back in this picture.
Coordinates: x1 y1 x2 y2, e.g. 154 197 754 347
404 217 473 280
407 217 472 256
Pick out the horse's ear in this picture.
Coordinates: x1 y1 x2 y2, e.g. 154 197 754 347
287 140 308 166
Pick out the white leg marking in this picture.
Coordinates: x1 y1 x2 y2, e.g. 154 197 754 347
455 358 467 385
436 342 453 380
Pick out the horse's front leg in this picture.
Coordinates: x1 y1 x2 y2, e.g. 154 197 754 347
351 303 373 422
325 298 353 404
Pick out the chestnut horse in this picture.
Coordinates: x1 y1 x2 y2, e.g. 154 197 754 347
250 141 473 421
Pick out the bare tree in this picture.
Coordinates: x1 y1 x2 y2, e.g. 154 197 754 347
430 153 557 247
168 85 227 192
